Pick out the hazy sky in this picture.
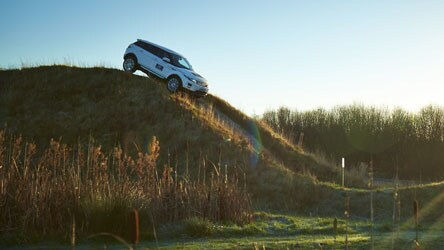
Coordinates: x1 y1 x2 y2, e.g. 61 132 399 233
1 1 444 115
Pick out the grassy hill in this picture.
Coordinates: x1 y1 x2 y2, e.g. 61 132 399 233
0 66 352 207
1 66 444 247
1 66 443 211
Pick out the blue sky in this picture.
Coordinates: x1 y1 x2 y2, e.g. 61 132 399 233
1 1 444 115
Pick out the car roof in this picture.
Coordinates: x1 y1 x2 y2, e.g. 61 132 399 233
137 39 185 58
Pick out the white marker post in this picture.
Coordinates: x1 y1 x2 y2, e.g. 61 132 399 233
342 157 345 187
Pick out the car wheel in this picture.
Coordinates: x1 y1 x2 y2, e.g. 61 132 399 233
123 56 137 73
166 76 181 93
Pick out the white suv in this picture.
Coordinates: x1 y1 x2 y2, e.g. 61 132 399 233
123 39 209 97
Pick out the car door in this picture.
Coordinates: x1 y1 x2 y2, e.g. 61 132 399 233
150 47 170 78
138 43 158 73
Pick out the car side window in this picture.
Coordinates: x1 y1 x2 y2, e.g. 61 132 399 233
134 41 169 60
137 42 158 57
144 44 156 55
151 46 165 59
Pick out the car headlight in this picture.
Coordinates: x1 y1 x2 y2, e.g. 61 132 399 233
185 75 197 83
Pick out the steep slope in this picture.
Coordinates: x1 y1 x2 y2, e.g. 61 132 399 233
0 66 346 209
1 66 444 222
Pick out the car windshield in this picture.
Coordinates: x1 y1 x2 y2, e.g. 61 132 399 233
169 53 192 70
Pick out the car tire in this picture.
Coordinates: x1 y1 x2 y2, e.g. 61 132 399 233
123 56 137 73
166 76 182 93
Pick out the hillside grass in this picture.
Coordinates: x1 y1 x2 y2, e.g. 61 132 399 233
1 65 444 246
1 66 443 212
0 66 359 202
0 65 339 183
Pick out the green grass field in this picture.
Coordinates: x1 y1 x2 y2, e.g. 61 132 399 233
13 212 444 249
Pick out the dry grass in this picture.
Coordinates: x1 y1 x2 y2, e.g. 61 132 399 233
0 65 350 186
0 130 251 243
174 93 341 183
0 65 369 226
1 66 444 246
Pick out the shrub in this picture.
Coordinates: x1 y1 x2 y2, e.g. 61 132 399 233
262 105 444 180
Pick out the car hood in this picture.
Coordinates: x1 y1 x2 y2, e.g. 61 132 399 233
177 68 207 83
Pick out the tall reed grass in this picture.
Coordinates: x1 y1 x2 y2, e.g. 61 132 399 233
0 130 251 243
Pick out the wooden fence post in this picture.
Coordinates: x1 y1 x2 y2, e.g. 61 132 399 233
130 209 140 245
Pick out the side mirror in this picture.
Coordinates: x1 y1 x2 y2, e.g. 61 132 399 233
162 57 170 63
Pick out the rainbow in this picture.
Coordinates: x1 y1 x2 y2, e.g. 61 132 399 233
248 120 263 167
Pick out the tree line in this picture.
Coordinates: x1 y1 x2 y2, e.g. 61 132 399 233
262 105 444 180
